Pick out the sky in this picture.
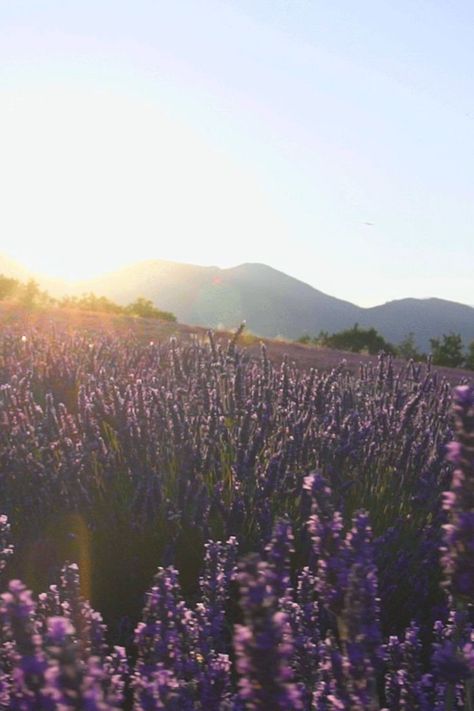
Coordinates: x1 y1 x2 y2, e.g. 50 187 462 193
0 0 473 306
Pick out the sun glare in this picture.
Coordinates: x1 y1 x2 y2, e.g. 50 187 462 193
0 87 286 281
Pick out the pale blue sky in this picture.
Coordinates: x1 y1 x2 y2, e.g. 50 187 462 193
0 0 473 305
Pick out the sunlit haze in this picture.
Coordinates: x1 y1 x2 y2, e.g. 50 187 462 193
1 1 473 306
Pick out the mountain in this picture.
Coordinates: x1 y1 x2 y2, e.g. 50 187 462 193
73 260 474 351
71 260 360 336
360 298 474 352
1 254 473 351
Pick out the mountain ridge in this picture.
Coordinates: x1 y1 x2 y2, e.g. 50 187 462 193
1 253 473 351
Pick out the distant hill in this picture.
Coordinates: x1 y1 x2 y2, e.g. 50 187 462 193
360 298 474 353
1 255 473 351
72 260 474 351
73 260 361 338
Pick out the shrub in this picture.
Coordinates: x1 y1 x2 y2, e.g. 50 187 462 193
125 297 176 321
317 323 396 355
396 332 425 361
430 332 465 368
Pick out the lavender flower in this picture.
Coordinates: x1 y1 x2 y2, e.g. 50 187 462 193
305 473 346 616
0 579 49 709
134 566 199 708
265 518 295 600
198 537 238 654
234 554 303 710
0 516 13 575
441 385 474 602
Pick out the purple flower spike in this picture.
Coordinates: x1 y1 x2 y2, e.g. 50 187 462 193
0 515 14 574
234 554 303 710
197 652 233 711
134 566 200 707
198 537 239 654
265 518 295 600
441 385 474 603
133 664 182 710
0 579 50 709
307 479 346 616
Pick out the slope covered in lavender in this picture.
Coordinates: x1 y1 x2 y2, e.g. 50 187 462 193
2 252 474 351
0 319 472 709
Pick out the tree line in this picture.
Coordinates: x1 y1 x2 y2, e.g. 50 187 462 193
297 323 474 370
0 274 176 322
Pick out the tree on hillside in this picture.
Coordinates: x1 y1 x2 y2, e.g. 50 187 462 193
0 275 19 300
465 341 474 371
317 323 396 355
82 293 123 314
429 332 465 368
126 297 176 321
59 292 123 314
397 332 425 361
20 279 41 308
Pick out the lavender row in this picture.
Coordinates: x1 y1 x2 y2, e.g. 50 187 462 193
0 325 472 708
0 383 472 710
0 327 462 621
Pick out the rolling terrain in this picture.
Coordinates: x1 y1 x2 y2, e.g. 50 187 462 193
0 301 471 384
1 254 473 351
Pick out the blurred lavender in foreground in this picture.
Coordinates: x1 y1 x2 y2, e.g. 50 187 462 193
440 384 474 708
0 324 472 708
234 555 303 710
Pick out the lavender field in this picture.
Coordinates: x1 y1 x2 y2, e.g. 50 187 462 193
0 322 472 709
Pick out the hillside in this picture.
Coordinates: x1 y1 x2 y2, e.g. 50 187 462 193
0 302 471 385
74 260 474 351
1 255 473 351
360 298 474 351
72 260 361 337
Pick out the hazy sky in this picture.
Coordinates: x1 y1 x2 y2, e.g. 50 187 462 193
1 1 473 306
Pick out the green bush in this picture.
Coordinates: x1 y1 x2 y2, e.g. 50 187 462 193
317 323 396 355
429 332 465 368
125 297 176 321
463 340 474 370
396 332 425 361
0 275 20 300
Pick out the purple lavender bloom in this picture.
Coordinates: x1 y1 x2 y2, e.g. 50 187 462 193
37 585 62 633
265 519 295 600
101 645 129 709
0 579 51 710
197 652 233 711
281 568 320 706
438 385 474 707
134 566 200 707
198 537 238 654
384 635 403 710
234 554 303 710
305 474 346 616
133 664 182 710
312 634 350 710
44 614 119 710
441 385 474 603
430 612 474 708
314 511 381 710
341 562 380 709
432 640 471 684
384 622 434 710
342 512 382 663
60 563 107 659
0 515 14 574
